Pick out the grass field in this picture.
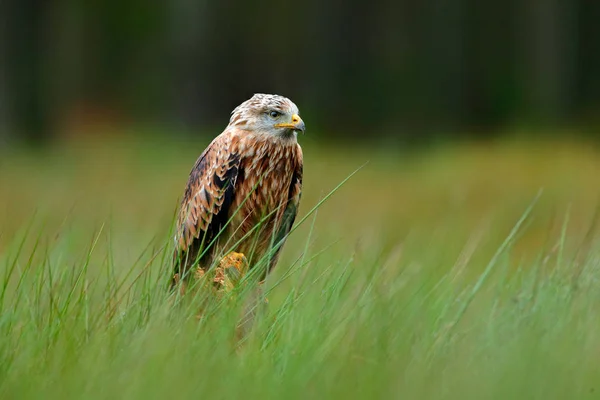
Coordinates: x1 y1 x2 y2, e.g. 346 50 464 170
1 134 600 398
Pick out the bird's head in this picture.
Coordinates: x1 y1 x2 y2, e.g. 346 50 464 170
228 93 305 138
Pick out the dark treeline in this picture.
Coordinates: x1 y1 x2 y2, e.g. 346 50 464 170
0 0 598 144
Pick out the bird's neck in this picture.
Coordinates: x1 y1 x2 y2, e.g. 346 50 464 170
247 131 298 147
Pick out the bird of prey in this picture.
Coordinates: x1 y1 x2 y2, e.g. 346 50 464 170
171 94 304 294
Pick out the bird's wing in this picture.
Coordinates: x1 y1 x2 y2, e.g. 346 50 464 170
174 131 241 275
268 144 303 271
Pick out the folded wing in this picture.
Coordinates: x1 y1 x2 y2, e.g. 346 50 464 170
173 132 241 284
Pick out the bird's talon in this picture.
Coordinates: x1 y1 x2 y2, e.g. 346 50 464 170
224 265 242 282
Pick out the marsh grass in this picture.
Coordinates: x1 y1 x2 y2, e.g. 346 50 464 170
1 136 600 398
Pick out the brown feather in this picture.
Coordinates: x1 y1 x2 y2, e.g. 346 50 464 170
172 126 303 286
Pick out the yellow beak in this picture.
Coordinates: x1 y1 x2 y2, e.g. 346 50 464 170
274 114 305 133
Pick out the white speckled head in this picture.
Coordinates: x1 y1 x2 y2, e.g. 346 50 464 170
228 93 305 138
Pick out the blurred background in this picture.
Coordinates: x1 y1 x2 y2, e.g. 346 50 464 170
0 0 599 146
1 0 600 269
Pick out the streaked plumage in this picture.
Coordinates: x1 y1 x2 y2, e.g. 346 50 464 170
171 94 304 290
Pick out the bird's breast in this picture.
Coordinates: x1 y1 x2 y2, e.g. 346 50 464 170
233 140 297 223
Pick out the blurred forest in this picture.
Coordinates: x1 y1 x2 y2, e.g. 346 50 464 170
0 0 599 146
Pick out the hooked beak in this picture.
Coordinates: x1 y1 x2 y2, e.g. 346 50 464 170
274 114 305 134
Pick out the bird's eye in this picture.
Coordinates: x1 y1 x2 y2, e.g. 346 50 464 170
268 110 280 119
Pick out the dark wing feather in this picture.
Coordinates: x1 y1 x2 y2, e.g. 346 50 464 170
172 132 241 284
268 144 303 272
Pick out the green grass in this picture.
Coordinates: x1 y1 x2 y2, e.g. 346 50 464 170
1 135 600 398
